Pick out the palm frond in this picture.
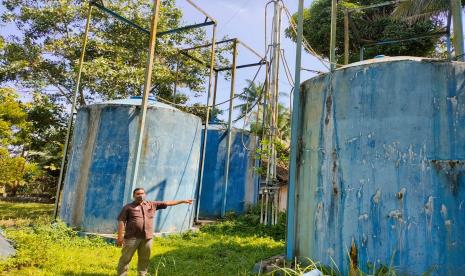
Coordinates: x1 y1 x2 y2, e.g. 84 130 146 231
392 0 449 22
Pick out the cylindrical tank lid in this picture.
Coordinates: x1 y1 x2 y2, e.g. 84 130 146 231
130 95 156 101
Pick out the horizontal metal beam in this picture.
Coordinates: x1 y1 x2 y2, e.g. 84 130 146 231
182 38 236 52
91 1 213 37
363 31 449 47
216 61 266 72
158 21 215 36
92 1 150 35
179 51 214 70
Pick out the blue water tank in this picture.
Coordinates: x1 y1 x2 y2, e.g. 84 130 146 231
198 124 258 218
290 57 465 275
60 97 202 234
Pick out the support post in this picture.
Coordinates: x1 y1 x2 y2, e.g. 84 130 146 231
173 59 180 100
130 0 161 201
195 24 217 221
286 0 304 261
451 0 464 61
447 11 453 61
330 0 338 70
53 4 93 219
344 9 350 65
222 39 238 217
265 0 282 226
212 70 219 108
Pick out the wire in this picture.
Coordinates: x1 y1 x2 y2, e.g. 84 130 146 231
280 49 294 86
220 0 251 33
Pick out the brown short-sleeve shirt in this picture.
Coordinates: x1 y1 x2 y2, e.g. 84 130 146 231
117 201 167 239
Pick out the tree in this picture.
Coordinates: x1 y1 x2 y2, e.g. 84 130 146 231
234 80 264 122
0 88 41 196
285 0 443 63
393 0 465 21
0 0 224 106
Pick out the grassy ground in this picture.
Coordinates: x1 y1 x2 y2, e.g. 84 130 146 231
0 201 283 275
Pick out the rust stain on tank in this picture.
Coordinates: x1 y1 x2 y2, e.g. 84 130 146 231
72 106 101 226
332 149 338 195
325 94 332 125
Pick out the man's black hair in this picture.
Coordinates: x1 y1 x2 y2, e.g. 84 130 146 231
133 187 145 195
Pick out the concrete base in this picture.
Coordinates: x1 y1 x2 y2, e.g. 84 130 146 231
252 254 285 274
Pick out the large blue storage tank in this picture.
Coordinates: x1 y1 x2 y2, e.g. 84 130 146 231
290 57 465 275
60 97 202 234
198 124 258 218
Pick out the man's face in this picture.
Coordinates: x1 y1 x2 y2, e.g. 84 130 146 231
133 190 146 203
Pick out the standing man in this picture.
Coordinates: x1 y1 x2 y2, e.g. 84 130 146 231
116 187 193 276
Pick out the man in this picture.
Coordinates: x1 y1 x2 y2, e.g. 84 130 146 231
116 187 193 276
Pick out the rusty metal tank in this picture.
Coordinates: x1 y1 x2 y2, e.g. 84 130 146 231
60 97 202 234
290 57 465 275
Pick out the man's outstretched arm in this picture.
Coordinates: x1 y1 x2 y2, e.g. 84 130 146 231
164 199 193 206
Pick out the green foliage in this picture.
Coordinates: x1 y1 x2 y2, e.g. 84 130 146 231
0 202 283 275
285 0 442 62
0 89 64 196
201 204 286 241
0 88 29 146
0 0 224 105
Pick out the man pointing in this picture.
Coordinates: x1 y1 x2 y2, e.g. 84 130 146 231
116 187 193 276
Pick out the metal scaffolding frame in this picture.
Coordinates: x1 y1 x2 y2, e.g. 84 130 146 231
53 0 219 219
53 0 267 222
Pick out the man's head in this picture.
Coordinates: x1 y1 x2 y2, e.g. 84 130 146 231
133 188 146 203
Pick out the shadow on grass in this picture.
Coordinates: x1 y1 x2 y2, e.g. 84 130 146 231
0 201 53 220
147 237 283 276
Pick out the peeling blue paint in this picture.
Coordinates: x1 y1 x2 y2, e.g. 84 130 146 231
198 124 257 218
292 58 465 275
60 99 202 234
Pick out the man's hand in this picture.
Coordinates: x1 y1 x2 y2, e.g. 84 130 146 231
116 238 124 247
165 199 194 206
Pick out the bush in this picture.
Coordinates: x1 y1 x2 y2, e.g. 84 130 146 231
200 204 286 241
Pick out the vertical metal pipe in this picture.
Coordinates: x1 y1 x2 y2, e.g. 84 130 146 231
451 0 464 61
53 4 93 219
264 188 269 225
270 0 282 186
195 24 217 222
221 39 238 217
344 9 350 65
130 0 161 200
173 59 180 100
360 46 364 61
447 11 452 61
212 70 219 108
330 0 338 70
259 62 270 224
286 0 304 261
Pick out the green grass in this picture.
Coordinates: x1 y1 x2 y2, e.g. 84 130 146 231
0 201 283 275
